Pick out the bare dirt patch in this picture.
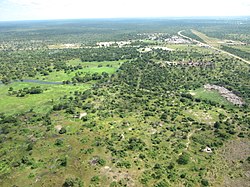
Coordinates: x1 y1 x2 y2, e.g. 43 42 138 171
55 125 62 131
100 166 136 186
48 43 81 49
221 139 250 163
220 139 250 187
204 84 244 106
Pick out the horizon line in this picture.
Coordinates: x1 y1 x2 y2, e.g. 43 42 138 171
1 15 250 23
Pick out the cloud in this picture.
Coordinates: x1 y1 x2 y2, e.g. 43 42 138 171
7 0 38 7
1 0 250 21
6 0 72 10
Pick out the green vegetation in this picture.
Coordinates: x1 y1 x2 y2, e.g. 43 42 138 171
191 88 233 107
0 18 249 187
0 82 91 114
221 45 250 60
191 29 221 47
182 29 206 43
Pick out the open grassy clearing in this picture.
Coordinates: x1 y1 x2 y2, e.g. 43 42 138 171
0 82 91 115
183 108 218 125
190 88 233 107
191 29 222 48
165 44 192 50
165 43 218 54
0 60 124 115
34 59 125 82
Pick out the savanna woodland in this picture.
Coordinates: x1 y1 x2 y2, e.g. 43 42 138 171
0 18 249 187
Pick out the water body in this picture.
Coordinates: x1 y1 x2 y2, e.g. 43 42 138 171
0 79 63 85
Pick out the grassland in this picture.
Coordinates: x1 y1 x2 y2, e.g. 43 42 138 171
190 88 233 107
34 59 125 82
191 29 222 47
0 19 249 187
0 60 124 115
0 82 91 115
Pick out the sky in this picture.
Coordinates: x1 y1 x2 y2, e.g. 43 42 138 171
0 0 250 21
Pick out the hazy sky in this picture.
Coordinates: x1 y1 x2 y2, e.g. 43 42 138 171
0 0 250 21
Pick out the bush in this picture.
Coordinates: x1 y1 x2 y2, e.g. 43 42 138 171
91 176 100 183
201 179 209 186
154 179 170 187
177 153 190 165
214 121 221 129
139 154 146 159
55 139 64 146
109 181 118 187
97 158 106 166
63 177 84 187
116 160 131 168
59 127 67 134
127 137 146 151
58 157 67 167
26 143 34 151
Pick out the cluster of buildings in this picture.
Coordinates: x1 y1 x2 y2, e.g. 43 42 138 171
165 36 191 44
96 41 131 47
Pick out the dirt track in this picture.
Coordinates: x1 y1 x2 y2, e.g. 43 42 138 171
178 30 250 65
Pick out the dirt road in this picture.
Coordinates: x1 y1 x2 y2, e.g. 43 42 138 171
178 128 202 156
178 30 250 65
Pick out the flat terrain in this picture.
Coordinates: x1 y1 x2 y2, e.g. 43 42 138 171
179 30 250 64
0 18 249 187
191 29 222 47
